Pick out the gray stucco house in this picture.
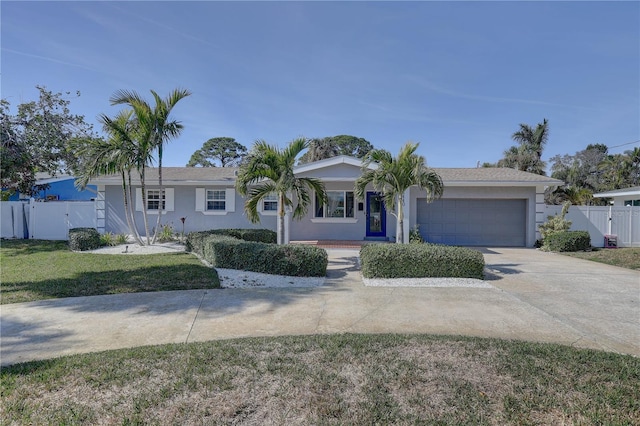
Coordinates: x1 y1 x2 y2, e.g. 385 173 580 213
90 156 562 247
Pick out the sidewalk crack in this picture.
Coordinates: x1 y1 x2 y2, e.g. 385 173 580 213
185 291 207 344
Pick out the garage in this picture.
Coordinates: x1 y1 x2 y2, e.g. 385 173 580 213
416 199 526 247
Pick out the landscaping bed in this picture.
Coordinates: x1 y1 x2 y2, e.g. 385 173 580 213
360 243 485 279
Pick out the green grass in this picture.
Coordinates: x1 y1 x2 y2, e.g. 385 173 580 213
0 240 220 304
1 334 638 425
562 247 640 270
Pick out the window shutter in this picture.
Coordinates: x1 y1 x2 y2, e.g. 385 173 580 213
195 188 205 212
165 188 174 211
136 188 143 211
225 188 235 212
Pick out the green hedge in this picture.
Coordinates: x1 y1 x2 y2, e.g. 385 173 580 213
360 243 485 279
186 231 327 277
68 227 101 251
186 229 276 252
544 231 591 252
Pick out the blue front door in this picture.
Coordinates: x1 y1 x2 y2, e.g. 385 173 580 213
366 192 386 237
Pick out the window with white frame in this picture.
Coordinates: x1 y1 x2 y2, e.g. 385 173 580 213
624 199 640 206
146 189 165 210
136 188 174 212
207 190 226 211
195 188 235 215
263 193 278 212
315 191 355 218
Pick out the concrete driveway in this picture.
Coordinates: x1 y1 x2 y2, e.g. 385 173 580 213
1 248 638 366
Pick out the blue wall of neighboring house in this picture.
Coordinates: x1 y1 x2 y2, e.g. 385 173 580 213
8 179 96 201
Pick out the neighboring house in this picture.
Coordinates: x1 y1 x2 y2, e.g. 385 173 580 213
9 173 97 201
89 156 562 247
593 186 640 207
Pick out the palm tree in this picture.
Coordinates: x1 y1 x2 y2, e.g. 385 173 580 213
508 118 549 175
75 110 145 244
236 138 327 244
110 88 191 244
354 142 443 243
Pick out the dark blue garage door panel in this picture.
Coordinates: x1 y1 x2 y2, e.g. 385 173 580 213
417 199 526 247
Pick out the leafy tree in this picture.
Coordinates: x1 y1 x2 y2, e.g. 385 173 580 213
354 142 443 244
236 138 327 244
187 137 247 167
110 88 191 244
298 135 373 164
0 86 96 196
493 119 549 175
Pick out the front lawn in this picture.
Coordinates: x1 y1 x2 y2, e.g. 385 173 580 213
0 240 219 304
562 247 640 270
1 334 638 424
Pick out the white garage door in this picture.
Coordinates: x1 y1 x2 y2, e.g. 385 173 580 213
417 199 526 247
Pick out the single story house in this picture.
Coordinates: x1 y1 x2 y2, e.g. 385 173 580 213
593 186 640 207
89 156 563 247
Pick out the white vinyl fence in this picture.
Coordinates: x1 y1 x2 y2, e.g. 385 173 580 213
543 205 640 248
1 200 96 240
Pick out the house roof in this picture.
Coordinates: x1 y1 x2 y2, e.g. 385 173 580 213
89 167 238 185
89 161 563 188
593 186 640 198
432 167 563 187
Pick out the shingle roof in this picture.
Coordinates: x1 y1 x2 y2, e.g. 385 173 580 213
89 165 562 186
90 167 238 185
433 167 563 185
593 186 640 198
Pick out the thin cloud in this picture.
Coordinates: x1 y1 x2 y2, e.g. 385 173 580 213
406 75 600 111
2 48 98 72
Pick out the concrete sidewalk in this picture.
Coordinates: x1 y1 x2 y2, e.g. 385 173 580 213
1 248 639 366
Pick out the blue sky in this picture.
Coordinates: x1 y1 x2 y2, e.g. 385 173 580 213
2 1 639 170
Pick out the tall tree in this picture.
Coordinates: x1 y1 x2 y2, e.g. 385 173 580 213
187 137 247 167
0 86 96 196
354 142 443 243
495 119 549 175
75 110 145 244
236 138 327 244
110 88 191 244
298 135 373 164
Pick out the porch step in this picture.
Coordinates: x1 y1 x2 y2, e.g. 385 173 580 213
363 236 390 242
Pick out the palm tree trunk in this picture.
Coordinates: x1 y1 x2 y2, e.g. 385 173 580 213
397 193 404 244
152 147 163 245
120 171 136 245
278 192 285 245
140 166 151 245
125 171 143 245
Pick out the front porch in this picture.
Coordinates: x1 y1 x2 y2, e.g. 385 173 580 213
290 240 386 249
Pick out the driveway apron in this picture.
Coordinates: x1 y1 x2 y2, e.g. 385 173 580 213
1 248 638 366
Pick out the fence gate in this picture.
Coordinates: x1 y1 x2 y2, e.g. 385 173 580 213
27 201 96 240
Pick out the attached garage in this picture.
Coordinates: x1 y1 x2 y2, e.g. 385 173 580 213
417 198 527 247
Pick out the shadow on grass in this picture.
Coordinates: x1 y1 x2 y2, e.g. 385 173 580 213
1 264 221 304
0 239 68 256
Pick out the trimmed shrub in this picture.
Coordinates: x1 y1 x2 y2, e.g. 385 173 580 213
539 201 572 243
186 229 276 251
543 231 591 252
360 243 485 279
69 227 101 251
186 231 327 277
